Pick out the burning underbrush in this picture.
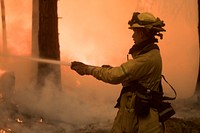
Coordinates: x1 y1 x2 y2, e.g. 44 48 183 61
0 70 200 133
0 71 67 133
0 71 113 133
0 100 112 133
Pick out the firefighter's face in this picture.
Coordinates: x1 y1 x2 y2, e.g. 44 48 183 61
132 28 145 44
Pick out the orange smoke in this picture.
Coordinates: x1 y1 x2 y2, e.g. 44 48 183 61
0 0 199 99
0 0 32 56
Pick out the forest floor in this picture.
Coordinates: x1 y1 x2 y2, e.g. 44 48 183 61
1 97 200 133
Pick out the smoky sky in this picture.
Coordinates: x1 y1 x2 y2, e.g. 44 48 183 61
58 0 199 98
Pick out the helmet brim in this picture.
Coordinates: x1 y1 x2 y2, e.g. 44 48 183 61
128 23 166 32
128 23 144 29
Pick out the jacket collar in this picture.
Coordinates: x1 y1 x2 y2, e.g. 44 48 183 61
128 38 159 57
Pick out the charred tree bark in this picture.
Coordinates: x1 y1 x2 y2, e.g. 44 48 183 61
37 0 61 89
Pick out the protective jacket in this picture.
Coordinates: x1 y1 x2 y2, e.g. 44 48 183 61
86 39 163 133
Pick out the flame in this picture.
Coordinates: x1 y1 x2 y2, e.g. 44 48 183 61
39 118 43 123
0 70 6 75
0 130 5 133
16 118 23 123
0 128 12 133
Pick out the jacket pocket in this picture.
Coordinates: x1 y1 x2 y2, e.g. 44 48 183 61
134 94 150 117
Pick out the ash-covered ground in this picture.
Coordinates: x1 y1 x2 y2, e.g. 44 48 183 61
0 71 114 133
0 100 113 133
164 95 200 133
1 96 200 133
0 71 200 133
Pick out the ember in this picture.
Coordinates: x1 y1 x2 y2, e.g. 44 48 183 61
0 129 5 133
39 118 43 123
0 128 12 133
0 70 6 76
16 118 23 124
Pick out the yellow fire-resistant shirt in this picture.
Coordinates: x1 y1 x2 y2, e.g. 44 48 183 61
85 44 163 133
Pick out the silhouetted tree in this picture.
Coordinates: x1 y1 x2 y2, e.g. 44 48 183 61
195 0 200 95
33 0 61 90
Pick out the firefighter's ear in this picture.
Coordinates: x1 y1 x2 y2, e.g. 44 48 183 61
140 30 145 38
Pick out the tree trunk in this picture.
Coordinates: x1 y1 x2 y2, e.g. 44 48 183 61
0 0 7 54
195 0 200 96
37 0 61 90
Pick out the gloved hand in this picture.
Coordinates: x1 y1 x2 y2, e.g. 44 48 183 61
71 61 88 76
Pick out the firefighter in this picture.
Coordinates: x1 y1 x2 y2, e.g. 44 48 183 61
71 12 166 133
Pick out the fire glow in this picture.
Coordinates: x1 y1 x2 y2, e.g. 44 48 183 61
0 0 199 133
0 0 199 98
0 128 12 133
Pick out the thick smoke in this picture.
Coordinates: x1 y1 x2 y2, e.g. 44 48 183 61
0 60 118 132
13 67 118 125
0 0 199 132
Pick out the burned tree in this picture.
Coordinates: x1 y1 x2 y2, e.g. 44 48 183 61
32 0 61 90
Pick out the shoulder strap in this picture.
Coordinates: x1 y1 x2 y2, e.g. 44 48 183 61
161 75 177 100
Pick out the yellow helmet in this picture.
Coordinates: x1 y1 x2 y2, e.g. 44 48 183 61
128 12 166 32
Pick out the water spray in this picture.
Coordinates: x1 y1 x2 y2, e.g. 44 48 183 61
1 54 71 66
19 56 71 66
1 0 70 66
